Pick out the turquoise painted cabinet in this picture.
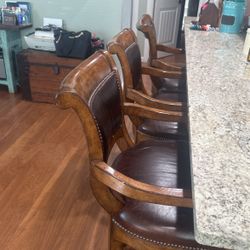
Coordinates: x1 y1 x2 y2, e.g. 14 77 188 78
0 24 31 93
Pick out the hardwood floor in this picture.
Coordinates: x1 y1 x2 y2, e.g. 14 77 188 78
0 90 109 250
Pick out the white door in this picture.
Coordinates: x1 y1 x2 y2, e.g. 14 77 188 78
129 0 182 61
153 0 182 48
121 0 133 29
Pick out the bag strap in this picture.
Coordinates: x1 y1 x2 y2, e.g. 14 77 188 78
55 30 75 56
54 30 92 58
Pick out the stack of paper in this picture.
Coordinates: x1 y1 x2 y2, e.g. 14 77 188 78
34 30 54 39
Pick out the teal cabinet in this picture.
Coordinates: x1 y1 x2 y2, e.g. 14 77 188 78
0 24 31 93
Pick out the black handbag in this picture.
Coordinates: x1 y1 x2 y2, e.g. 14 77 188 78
54 29 92 59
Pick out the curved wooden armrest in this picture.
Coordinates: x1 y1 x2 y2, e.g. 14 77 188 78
156 44 184 54
123 102 184 122
92 161 193 208
126 88 184 112
152 59 184 73
141 64 183 79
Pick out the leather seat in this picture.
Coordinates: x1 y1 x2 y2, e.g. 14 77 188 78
154 90 187 103
112 140 191 188
138 90 188 141
113 204 197 248
138 120 188 140
152 77 187 94
152 53 186 72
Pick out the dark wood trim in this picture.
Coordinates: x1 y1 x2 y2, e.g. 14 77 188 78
0 23 32 30
188 0 199 16
17 52 32 100
177 0 186 48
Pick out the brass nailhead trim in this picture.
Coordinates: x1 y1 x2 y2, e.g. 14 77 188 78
112 219 208 250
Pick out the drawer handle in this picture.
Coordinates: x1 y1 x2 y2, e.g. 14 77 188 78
52 64 60 75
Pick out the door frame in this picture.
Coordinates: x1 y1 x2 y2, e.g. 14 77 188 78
131 0 154 61
143 0 154 62
130 0 186 61
121 0 133 29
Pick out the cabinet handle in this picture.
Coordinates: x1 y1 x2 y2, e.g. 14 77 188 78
52 64 60 75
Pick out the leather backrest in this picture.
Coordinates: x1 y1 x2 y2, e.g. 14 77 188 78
124 42 142 90
108 29 143 90
88 71 122 159
56 51 122 161
137 14 157 61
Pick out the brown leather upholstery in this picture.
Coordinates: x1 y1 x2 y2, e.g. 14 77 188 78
138 120 188 140
57 51 129 162
113 204 220 249
114 204 197 248
125 43 142 90
112 140 191 188
154 91 187 103
138 90 188 141
151 77 187 94
152 54 186 70
89 72 122 160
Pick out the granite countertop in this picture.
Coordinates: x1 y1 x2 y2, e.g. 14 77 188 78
184 17 250 250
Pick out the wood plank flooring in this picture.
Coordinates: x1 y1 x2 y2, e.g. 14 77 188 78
0 90 109 250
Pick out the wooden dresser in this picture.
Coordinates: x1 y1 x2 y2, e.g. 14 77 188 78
17 49 83 103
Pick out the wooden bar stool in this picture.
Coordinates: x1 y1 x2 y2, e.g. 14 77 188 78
56 50 222 250
137 14 187 92
107 29 188 141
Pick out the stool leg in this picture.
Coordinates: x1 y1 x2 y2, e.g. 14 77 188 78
110 221 126 250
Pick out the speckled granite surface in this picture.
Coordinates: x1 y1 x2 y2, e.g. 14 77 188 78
185 17 250 250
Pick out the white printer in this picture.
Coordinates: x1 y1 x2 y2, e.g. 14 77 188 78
24 18 63 52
